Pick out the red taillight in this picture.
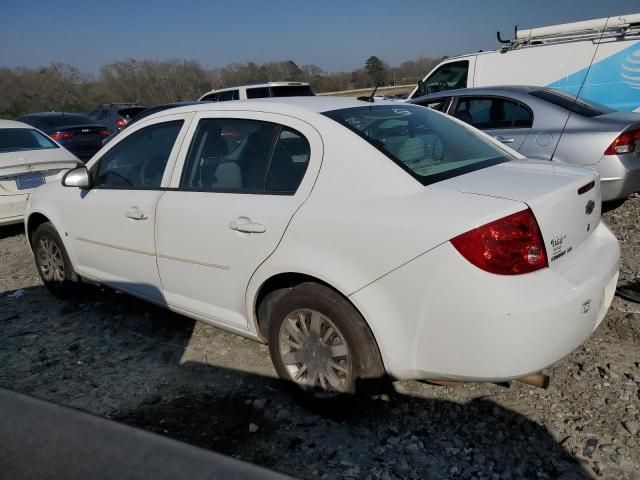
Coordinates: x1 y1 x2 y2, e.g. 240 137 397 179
115 118 126 129
98 128 112 137
451 209 548 275
49 131 74 141
604 128 640 155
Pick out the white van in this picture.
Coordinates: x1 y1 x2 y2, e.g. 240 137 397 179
199 82 314 102
409 13 640 112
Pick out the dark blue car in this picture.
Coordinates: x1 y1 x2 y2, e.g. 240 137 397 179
18 113 111 161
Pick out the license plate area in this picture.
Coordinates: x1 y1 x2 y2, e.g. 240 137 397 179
16 173 45 190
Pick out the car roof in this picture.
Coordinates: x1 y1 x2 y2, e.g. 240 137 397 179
0 119 33 129
211 82 310 93
149 96 400 119
22 112 90 118
411 85 544 102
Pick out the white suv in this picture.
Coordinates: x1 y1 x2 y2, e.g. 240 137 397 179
198 82 314 102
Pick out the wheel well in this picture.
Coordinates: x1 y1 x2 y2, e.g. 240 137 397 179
26 213 50 246
254 273 336 340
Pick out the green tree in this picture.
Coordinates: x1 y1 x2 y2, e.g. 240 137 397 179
365 55 386 86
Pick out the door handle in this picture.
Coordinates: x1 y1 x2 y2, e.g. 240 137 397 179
125 207 148 220
229 220 266 234
494 136 515 144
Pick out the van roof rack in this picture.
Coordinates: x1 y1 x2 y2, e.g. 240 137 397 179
499 13 640 49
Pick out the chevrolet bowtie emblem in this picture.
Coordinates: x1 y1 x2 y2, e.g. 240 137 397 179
585 200 595 215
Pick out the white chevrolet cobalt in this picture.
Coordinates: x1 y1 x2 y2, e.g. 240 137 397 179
25 97 619 396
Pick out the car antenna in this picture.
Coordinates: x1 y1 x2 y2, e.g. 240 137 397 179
357 83 378 103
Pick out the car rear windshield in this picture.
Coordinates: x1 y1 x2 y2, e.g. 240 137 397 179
0 128 58 153
271 85 314 97
38 114 94 128
117 107 147 119
324 105 513 186
529 89 614 117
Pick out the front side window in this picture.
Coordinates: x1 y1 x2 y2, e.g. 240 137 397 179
180 118 310 194
453 97 533 129
418 61 468 97
415 98 450 112
202 93 219 102
324 105 513 186
0 128 58 153
94 120 183 188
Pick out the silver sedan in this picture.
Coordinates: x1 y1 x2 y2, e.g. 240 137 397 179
410 86 640 203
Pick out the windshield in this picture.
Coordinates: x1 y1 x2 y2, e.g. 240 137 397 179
529 89 615 117
324 105 512 186
0 128 58 153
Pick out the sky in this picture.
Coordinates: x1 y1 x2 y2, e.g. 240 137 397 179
0 0 638 74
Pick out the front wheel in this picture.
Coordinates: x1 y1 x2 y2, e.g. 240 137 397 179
32 222 77 296
267 282 384 398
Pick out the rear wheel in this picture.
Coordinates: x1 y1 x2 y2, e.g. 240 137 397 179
33 222 77 296
267 282 384 398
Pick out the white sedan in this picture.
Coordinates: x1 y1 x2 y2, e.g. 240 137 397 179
0 120 78 227
24 98 619 396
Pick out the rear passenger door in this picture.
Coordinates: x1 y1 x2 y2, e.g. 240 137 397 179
155 112 322 330
451 96 533 151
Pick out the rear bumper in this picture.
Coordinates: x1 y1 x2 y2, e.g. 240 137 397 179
350 222 620 381
0 193 28 226
595 153 640 201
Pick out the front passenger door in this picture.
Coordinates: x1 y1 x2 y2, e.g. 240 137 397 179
63 115 190 302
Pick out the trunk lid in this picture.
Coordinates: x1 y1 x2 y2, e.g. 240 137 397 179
0 149 78 194
431 159 601 273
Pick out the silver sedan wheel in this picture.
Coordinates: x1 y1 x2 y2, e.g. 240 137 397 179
278 308 352 395
37 237 65 282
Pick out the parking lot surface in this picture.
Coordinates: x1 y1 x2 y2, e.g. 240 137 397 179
1 198 639 480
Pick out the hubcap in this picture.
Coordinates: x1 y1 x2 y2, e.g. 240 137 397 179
278 309 352 395
37 237 65 282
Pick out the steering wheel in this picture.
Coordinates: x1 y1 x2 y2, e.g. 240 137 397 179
140 157 164 186
438 81 449 91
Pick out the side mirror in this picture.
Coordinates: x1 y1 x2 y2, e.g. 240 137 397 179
62 166 92 188
417 80 426 97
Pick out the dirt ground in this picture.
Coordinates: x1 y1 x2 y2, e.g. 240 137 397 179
1 198 639 480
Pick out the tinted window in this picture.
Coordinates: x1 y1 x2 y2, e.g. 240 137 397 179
0 128 58 153
94 120 183 188
453 97 533 129
201 93 219 102
271 85 314 97
324 105 512 186
416 61 468 97
247 87 270 99
98 109 110 120
180 118 310 194
37 114 94 129
117 107 147 119
529 89 614 117
217 90 239 102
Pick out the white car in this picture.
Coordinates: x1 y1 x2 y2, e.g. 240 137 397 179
199 82 314 102
0 120 78 227
24 98 619 396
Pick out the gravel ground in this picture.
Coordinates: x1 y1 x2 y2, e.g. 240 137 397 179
0 198 639 480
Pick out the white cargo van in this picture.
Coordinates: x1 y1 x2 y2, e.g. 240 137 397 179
409 13 640 112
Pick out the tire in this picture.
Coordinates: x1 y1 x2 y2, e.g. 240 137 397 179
267 282 385 399
32 222 77 297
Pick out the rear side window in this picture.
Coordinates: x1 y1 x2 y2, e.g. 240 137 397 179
94 120 183 189
324 105 512 186
217 90 239 102
247 87 270 99
271 85 314 97
180 118 310 194
0 128 58 153
118 107 147 119
529 89 613 117
453 97 533 129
